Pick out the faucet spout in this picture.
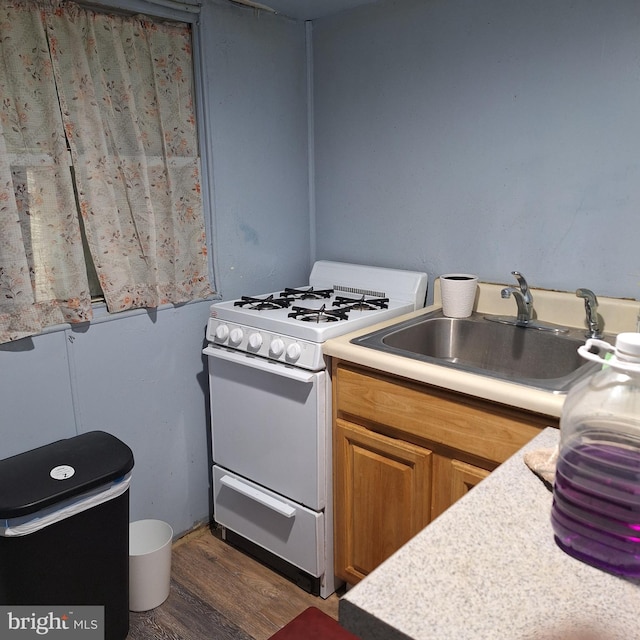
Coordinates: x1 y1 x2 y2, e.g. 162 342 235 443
576 288 602 338
501 271 534 324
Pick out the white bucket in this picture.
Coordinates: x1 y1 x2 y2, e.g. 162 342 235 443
129 519 173 611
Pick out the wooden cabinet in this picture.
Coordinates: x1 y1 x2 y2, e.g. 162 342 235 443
431 455 490 520
334 418 433 585
332 359 558 585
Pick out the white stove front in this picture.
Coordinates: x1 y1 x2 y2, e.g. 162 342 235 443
205 349 334 595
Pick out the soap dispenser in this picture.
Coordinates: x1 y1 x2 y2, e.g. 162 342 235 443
551 332 640 577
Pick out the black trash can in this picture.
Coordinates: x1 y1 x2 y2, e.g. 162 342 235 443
0 431 134 640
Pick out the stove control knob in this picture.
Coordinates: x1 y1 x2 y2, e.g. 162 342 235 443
270 338 285 357
286 343 302 361
248 332 263 350
229 327 244 345
214 324 229 341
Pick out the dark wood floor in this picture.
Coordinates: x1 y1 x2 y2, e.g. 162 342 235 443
127 526 342 640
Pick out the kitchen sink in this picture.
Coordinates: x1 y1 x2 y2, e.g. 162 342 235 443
351 309 609 393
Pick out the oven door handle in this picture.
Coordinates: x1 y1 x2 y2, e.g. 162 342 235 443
203 345 316 383
219 474 297 518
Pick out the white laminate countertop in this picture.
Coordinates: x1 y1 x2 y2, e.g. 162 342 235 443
338 427 640 640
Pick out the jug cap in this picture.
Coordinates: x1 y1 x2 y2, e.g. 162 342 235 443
615 333 640 362
578 333 640 373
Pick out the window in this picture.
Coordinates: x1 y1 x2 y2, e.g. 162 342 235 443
0 0 212 343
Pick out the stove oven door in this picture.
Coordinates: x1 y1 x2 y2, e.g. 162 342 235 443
212 465 324 577
204 345 328 512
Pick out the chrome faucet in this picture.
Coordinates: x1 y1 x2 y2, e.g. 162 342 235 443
501 271 534 325
486 271 568 333
576 288 603 338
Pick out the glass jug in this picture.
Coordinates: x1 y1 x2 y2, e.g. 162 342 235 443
551 332 640 576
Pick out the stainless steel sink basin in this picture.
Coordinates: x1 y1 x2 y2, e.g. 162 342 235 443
351 310 608 393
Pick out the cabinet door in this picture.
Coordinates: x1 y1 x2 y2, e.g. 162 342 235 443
432 455 490 520
334 419 433 585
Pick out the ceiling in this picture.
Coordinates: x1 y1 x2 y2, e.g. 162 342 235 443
231 0 380 20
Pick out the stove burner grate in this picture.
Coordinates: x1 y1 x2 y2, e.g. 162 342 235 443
234 295 291 310
334 295 390 311
288 304 350 323
281 287 334 300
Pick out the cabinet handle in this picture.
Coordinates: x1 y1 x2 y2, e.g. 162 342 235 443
219 475 296 518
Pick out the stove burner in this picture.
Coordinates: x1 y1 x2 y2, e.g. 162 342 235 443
288 304 350 323
234 295 291 310
281 287 334 300
334 295 390 311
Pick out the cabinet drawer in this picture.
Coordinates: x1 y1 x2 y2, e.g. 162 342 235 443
213 466 324 577
334 363 548 464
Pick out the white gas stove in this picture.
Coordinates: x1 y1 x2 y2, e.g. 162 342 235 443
204 261 427 599
206 260 428 371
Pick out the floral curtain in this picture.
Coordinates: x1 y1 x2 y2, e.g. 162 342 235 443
0 0 212 343
0 1 93 342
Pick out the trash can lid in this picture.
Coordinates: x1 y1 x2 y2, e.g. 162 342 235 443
0 431 134 518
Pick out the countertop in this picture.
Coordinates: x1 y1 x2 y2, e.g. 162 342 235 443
322 281 640 418
338 427 640 640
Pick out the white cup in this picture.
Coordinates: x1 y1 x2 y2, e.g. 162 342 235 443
439 274 478 318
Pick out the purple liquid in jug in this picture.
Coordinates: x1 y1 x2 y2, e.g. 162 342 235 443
551 431 640 577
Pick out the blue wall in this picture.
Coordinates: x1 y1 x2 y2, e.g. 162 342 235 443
0 0 310 537
0 303 213 531
3 0 640 538
312 0 640 301
205 1 312 299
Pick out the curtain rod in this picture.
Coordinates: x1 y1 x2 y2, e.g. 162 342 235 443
77 0 200 20
144 0 201 13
